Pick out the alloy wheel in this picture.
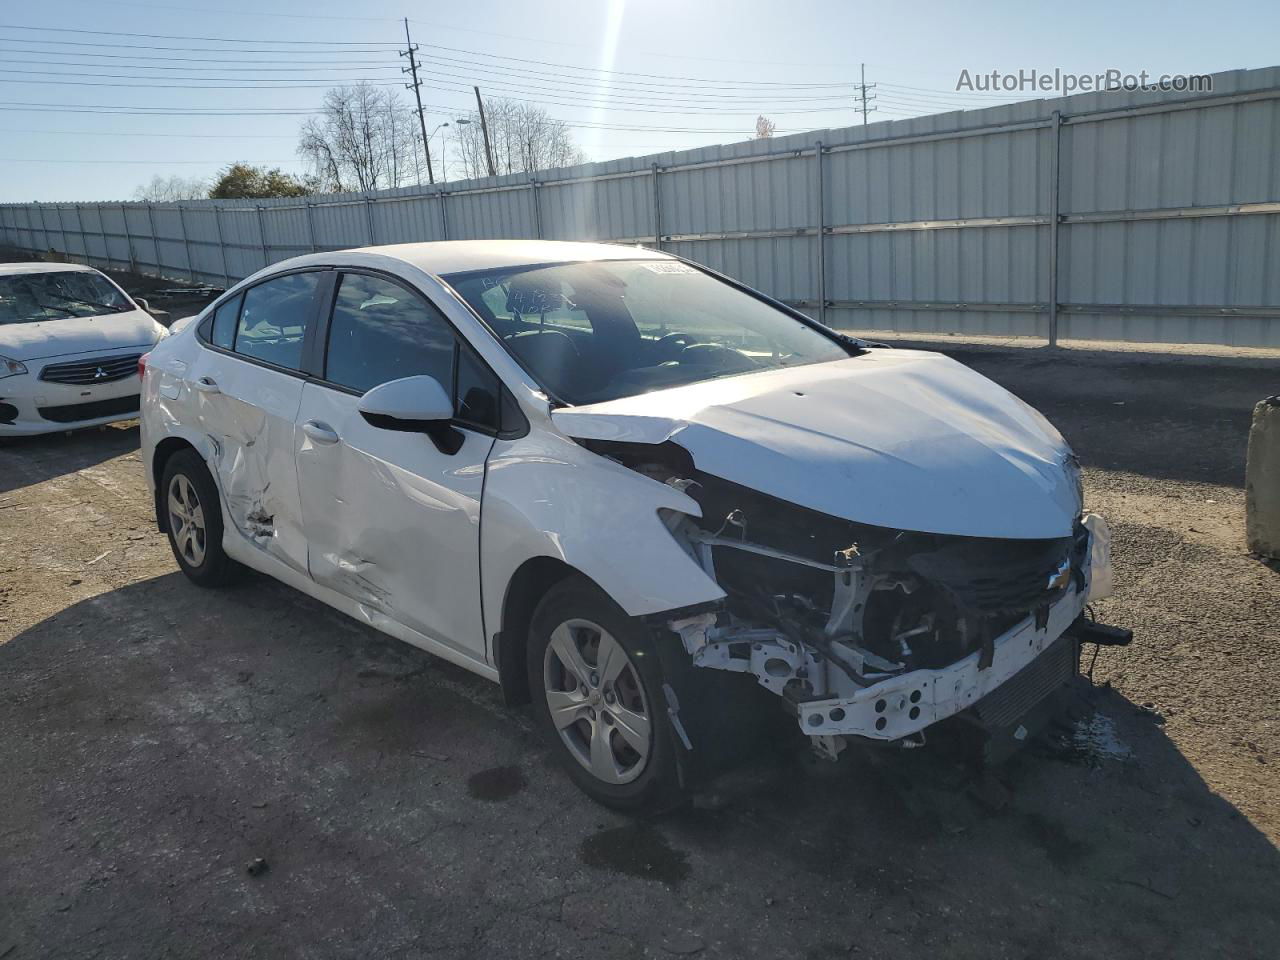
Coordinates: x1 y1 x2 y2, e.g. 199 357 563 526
167 473 207 568
542 618 652 785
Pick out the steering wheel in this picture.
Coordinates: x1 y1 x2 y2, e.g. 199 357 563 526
676 343 758 373
653 331 698 361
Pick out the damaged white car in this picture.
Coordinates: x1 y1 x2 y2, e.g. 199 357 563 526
140 240 1127 810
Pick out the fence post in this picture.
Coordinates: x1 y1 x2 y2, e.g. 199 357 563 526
255 205 269 269
24 205 35 253
97 204 112 271
178 204 196 283
651 162 662 250
304 201 318 252
212 205 231 288
58 205 72 261
145 203 159 275
121 204 135 272
364 195 376 245
530 177 542 239
1047 110 1062 347
438 189 449 240
815 141 828 327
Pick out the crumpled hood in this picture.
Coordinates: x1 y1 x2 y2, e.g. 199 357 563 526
552 350 1081 540
0 309 163 361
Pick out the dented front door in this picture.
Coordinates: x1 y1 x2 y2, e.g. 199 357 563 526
294 381 493 657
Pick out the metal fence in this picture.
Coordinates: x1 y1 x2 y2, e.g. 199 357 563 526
4 65 1280 347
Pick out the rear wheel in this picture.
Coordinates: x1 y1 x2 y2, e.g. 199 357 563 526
528 576 682 811
162 449 241 587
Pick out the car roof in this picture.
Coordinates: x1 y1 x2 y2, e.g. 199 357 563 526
0 261 102 277
272 240 673 278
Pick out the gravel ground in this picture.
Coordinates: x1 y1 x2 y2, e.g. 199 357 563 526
1 342 1277 959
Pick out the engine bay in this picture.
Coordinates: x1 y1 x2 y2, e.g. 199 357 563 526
584 437 1105 756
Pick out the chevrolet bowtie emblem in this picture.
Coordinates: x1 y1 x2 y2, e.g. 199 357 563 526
1047 558 1072 591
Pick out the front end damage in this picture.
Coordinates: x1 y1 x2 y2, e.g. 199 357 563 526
589 439 1123 761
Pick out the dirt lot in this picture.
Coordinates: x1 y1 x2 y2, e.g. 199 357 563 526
1 342 1277 959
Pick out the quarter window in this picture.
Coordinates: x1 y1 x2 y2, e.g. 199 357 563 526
324 273 455 395
235 272 321 371
210 293 241 350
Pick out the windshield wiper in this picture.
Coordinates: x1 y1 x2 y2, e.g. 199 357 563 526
41 295 127 314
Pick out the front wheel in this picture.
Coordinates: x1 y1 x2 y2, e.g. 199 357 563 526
528 576 683 812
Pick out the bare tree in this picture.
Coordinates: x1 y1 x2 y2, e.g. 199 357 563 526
754 115 777 139
453 98 584 180
297 84 426 193
132 174 207 202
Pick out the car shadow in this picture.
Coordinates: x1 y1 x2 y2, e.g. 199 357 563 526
0 420 140 495
1 570 1276 957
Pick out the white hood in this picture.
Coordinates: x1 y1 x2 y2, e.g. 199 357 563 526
0 309 164 361
552 350 1080 540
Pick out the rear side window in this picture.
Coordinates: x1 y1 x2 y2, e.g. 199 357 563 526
210 293 241 350
235 272 321 371
324 273 455 394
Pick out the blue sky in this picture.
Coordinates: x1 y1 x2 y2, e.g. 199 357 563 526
2 0 1276 201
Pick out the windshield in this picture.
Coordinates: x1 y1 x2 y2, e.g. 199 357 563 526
0 271 133 326
445 259 850 405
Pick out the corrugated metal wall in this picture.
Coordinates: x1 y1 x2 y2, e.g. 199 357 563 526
4 66 1279 346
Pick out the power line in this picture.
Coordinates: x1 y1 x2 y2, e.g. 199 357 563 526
405 81 866 116
0 59 866 104
414 67 860 103
0 77 403 88
0 57 401 72
415 40 859 88
6 127 296 137
41 0 402 22
417 51 861 93
879 81 1023 100
0 23 401 45
0 156 305 163
0 38 397 54
0 46 398 64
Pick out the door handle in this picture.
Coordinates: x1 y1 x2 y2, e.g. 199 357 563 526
302 420 340 445
192 376 221 394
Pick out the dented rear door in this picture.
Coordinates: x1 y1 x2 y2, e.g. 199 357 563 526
188 269 327 576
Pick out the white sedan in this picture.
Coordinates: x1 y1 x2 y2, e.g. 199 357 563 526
0 262 168 436
140 240 1121 809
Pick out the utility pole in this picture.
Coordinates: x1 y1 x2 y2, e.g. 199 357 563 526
474 86 497 177
400 18 435 184
857 63 878 125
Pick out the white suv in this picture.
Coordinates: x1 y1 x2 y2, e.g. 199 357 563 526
140 240 1119 809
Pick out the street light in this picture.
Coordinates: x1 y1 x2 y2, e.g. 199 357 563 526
431 118 470 184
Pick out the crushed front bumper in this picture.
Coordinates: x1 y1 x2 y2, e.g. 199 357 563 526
796 584 1088 741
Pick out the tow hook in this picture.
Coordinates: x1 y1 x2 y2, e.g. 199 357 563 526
1066 618 1134 646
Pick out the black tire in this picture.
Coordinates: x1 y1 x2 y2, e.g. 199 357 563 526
161 449 241 587
528 576 684 812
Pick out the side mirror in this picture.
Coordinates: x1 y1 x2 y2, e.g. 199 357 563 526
357 375 463 454
135 297 152 313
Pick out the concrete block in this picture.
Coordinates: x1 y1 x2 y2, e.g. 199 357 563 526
1246 396 1280 559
